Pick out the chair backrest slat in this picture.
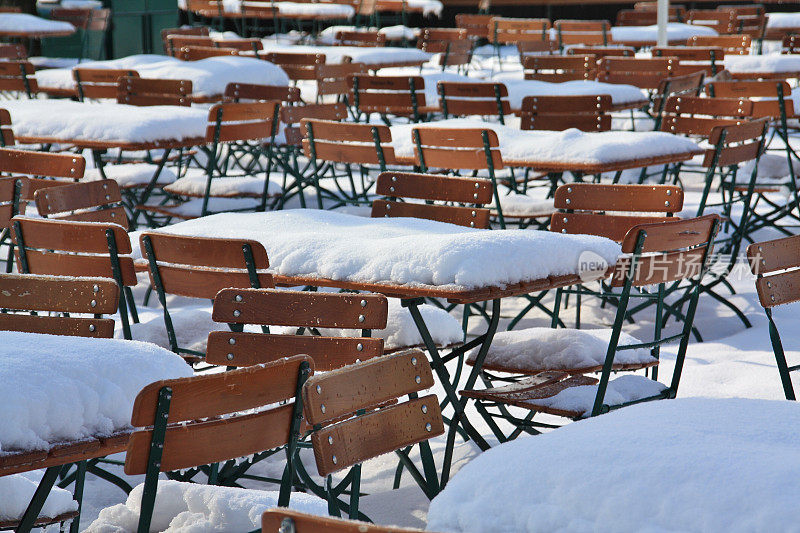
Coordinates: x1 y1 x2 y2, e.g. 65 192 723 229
0 148 84 180
522 54 597 82
74 68 139 100
224 82 301 103
748 235 800 308
205 101 279 143
301 119 396 166
117 76 192 107
34 179 127 228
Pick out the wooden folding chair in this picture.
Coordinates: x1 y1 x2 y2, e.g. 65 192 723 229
519 94 612 132
455 13 492 40
0 273 118 338
437 81 509 124
597 56 678 90
615 7 684 25
116 76 192 106
300 349 444 517
371 171 492 228
336 30 386 47
0 43 27 60
161 25 209 54
315 63 369 102
517 39 559 59
747 234 800 400
687 9 738 34
149 101 281 221
688 34 751 55
301 118 397 208
490 17 550 63
164 33 215 56
418 34 473 73
34 179 128 228
554 19 611 48
653 46 724 77
261 52 326 83
462 215 720 439
73 67 138 101
522 54 597 82
718 4 766 40
262 509 428 533
123 354 315 532
566 45 634 58
275 103 348 207
348 74 436 124
650 70 705 131
185 0 226 30
224 81 301 104
43 8 109 64
0 61 37 98
178 45 238 61
11 216 139 340
139 233 273 362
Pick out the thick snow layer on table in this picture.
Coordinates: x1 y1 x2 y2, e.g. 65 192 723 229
85 480 327 533
724 53 800 74
466 327 655 372
0 331 191 453
309 299 463 349
0 474 77 521
608 22 717 43
405 0 443 16
495 188 555 217
767 12 800 29
390 119 701 165
28 56 81 69
157 197 264 217
317 25 420 44
259 42 432 66
428 397 800 532
0 13 74 34
495 77 648 108
2 100 207 144
84 163 178 187
35 54 289 97
146 209 621 290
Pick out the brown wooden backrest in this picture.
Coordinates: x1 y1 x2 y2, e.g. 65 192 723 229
610 214 719 287
281 103 347 145
520 95 612 132
0 61 37 94
412 127 503 171
34 179 128 228
178 45 238 61
517 40 559 56
688 34 751 54
0 108 14 147
261 52 325 81
207 288 386 369
550 183 682 241
372 171 492 228
653 46 724 62
706 81 793 119
523 54 597 82
616 8 683 25
555 19 611 46
125 355 314 475
660 95 753 137
316 62 369 97
11 216 136 285
139 232 273 299
491 17 551 44
437 81 509 117
301 119 397 166
241 0 278 18
224 82 301 103
0 273 118 338
302 349 443 476
420 28 468 42
0 148 84 180
162 25 210 53
0 44 27 60
349 74 429 115
73 68 139 100
598 57 678 89
748 235 800 308
566 46 634 58
216 38 263 52
336 30 386 47
686 9 737 33
205 101 279 143
166 34 215 53
455 13 492 39
262 509 427 532
185 0 223 17
50 7 92 29
703 118 768 167
422 39 473 68
117 76 192 107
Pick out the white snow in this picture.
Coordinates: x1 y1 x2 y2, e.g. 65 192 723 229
141 209 621 291
164 170 283 198
497 78 647 109
0 13 74 35
0 331 191 453
427 397 800 532
526 374 668 415
85 480 327 533
390 119 701 165
84 163 178 188
767 12 800 29
1 100 208 144
724 53 800 75
258 42 432 67
151 197 265 217
0 473 77 521
35 55 289 97
466 327 655 372
609 22 717 43
495 190 555 217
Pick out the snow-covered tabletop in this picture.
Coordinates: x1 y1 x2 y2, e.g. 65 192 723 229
2 100 208 147
258 41 432 67
0 331 191 454
0 13 74 37
608 22 717 44
141 209 621 295
35 54 290 98
724 53 800 76
428 398 800 532
767 12 800 29
389 119 702 171
379 0 442 17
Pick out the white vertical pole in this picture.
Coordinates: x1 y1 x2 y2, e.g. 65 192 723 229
657 0 669 47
